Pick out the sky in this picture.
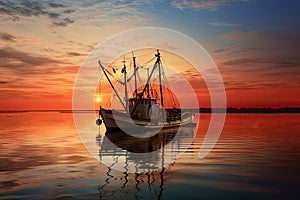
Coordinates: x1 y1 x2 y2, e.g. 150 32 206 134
0 0 299 109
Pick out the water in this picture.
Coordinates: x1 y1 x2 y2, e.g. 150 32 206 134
0 112 299 199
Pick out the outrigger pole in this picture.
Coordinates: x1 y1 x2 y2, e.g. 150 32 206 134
138 50 162 100
156 50 164 107
98 60 127 112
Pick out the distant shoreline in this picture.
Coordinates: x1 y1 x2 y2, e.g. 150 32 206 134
0 107 299 114
198 107 300 113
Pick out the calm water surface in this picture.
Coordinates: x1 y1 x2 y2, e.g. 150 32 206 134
0 112 299 199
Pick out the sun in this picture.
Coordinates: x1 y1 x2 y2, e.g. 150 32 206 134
95 96 102 103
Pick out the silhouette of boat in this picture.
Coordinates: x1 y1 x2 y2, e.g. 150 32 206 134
97 50 194 131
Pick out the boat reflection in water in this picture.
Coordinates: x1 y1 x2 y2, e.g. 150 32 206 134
96 124 196 199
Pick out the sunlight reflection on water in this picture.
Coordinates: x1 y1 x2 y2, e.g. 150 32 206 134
0 112 299 199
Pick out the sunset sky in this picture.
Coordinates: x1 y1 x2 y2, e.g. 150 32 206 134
0 0 299 109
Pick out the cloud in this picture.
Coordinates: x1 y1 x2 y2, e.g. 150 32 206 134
222 67 300 91
171 0 253 11
0 47 66 74
0 80 9 84
63 9 76 14
0 0 47 16
220 56 300 82
219 29 300 43
48 2 65 8
212 48 227 53
224 81 288 91
73 0 154 26
66 52 87 57
47 12 60 19
218 56 300 91
221 57 297 67
0 0 154 28
0 32 16 42
219 30 266 40
212 28 300 91
0 0 55 18
0 47 77 99
0 0 75 26
52 17 74 27
209 21 238 27
217 29 300 69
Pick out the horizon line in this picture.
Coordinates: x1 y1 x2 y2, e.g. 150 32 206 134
0 107 300 114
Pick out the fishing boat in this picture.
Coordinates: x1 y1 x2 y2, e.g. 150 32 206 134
96 50 194 132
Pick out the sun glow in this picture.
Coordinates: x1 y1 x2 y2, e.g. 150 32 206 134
95 96 102 103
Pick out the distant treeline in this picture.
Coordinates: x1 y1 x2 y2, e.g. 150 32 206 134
189 107 300 113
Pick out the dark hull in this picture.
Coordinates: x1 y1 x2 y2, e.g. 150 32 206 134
100 107 194 132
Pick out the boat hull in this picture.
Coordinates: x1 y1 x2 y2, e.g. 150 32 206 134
100 107 194 132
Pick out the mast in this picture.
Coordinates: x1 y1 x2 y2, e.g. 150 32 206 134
122 59 128 112
130 50 164 115
138 50 161 99
133 55 138 98
98 61 127 111
156 50 164 107
146 68 150 98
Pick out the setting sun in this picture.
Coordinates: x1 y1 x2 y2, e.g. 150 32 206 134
95 96 102 103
